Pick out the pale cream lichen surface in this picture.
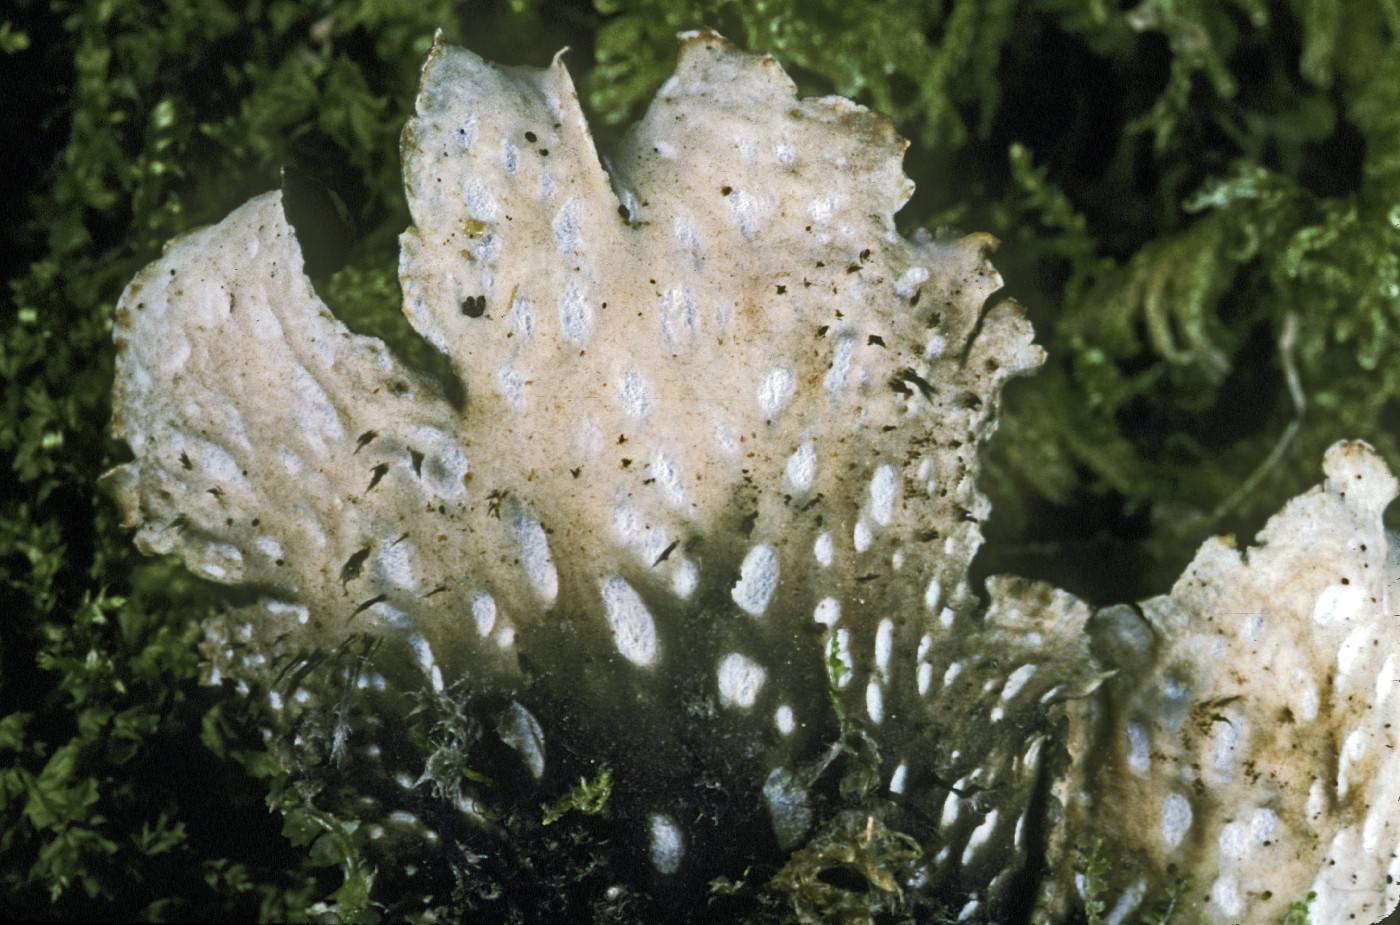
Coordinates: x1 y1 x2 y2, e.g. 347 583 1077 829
1046 440 1400 923
100 29 1400 924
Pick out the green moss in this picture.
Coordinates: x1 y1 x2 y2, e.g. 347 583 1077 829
766 812 923 925
542 765 614 825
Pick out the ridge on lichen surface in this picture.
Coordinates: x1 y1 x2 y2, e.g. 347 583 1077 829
95 29 1400 925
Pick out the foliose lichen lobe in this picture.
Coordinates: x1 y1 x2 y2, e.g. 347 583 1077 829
1052 440 1400 923
99 28 1400 925
101 28 1055 909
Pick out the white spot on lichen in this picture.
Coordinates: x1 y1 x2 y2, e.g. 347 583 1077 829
917 661 933 695
874 619 894 676
408 633 443 693
471 591 497 636
1024 737 1044 769
454 115 478 150
659 286 699 343
1211 714 1240 777
1161 792 1192 848
498 701 546 779
197 441 245 486
1252 807 1277 844
814 532 833 567
785 440 817 491
889 762 908 795
1378 654 1397 706
853 520 872 552
1126 723 1150 775
718 652 766 709
925 578 941 610
807 194 838 224
1210 874 1241 918
962 809 999 865
648 814 683 874
1337 728 1366 799
552 198 582 256
673 558 698 598
619 372 652 419
196 543 243 581
600 576 660 668
280 448 303 476
1105 880 1147 925
509 293 533 337
1363 802 1386 852
999 664 1037 701
866 679 883 723
1218 821 1248 861
611 504 651 553
775 705 795 735
267 600 309 625
557 280 594 344
498 365 525 408
939 793 961 829
940 606 955 629
762 768 811 849
514 515 558 603
814 597 841 626
824 335 855 393
732 543 778 616
1337 626 1370 678
943 662 962 686
773 143 795 167
370 540 415 592
1313 582 1365 626
463 177 498 221
646 447 686 503
894 266 928 298
673 215 702 263
869 464 898 525
500 138 518 173
1306 779 1325 819
1300 683 1319 721
412 425 470 500
714 421 737 454
730 189 762 239
758 368 794 418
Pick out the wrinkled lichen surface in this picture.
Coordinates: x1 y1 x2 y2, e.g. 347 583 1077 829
99 30 1400 925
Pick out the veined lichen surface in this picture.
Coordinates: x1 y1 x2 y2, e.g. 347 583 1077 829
100 30 1400 924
